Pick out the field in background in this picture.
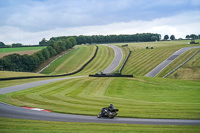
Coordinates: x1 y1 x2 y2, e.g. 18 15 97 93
1 118 200 133
1 76 199 119
0 46 46 53
0 46 46 58
112 40 200 76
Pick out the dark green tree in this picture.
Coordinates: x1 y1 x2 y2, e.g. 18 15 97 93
0 42 5 46
164 35 169 40
12 43 23 47
185 35 190 39
39 38 48 46
41 48 50 60
47 46 57 57
151 36 158 41
190 34 197 39
34 51 45 64
170 35 175 40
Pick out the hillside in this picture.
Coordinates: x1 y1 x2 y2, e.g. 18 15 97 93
114 40 200 77
1 76 199 119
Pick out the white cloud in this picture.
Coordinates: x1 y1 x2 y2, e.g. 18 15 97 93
0 11 199 45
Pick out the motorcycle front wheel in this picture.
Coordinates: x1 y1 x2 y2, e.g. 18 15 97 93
97 113 102 118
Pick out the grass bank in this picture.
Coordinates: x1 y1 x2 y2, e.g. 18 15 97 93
76 44 115 75
167 50 200 81
1 77 199 119
41 45 95 75
1 118 200 133
112 40 200 76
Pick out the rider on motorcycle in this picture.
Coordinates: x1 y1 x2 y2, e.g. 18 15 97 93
101 104 115 114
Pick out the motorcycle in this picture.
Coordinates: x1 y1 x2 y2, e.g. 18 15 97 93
97 108 119 119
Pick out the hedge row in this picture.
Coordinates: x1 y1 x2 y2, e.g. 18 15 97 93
0 46 98 81
0 37 77 72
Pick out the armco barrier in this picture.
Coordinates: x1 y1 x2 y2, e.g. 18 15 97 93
163 48 200 78
0 46 99 81
89 73 133 77
119 49 132 73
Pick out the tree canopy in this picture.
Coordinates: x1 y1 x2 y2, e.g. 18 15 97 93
0 37 77 72
170 35 175 40
164 35 169 40
71 33 161 44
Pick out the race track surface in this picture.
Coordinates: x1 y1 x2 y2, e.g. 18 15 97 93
145 46 200 77
102 45 123 73
1 102 200 125
1 46 200 125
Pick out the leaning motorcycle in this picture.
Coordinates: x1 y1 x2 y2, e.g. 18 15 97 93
97 108 119 119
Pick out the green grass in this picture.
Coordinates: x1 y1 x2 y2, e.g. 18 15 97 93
0 71 45 79
0 46 46 53
1 118 200 133
1 76 199 119
167 50 200 81
76 45 115 75
112 40 200 76
113 46 130 73
41 45 95 75
157 48 200 78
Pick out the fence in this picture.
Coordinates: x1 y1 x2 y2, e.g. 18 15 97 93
163 48 200 78
0 46 99 80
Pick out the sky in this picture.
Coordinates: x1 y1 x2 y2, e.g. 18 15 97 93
0 0 200 45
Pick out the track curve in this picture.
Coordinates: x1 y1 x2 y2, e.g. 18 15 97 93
1 102 200 125
102 45 123 74
1 45 200 125
0 76 200 125
145 46 200 77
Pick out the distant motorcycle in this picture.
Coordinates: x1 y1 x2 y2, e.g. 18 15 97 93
97 108 119 119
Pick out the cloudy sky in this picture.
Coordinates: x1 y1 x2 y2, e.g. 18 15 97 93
0 0 200 45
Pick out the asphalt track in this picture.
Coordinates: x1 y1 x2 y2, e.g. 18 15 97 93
1 102 200 125
102 45 123 73
145 46 200 77
1 45 200 125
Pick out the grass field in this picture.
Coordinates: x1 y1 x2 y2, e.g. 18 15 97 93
1 118 200 133
167 50 200 81
1 76 199 119
0 71 45 79
157 48 200 78
41 45 96 75
76 44 115 75
0 46 46 53
112 40 200 76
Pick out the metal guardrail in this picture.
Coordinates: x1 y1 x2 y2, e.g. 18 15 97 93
0 46 99 81
119 50 132 73
163 48 200 78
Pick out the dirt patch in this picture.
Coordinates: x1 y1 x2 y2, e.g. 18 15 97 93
0 50 39 58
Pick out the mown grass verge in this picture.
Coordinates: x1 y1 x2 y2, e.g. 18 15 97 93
76 45 115 75
0 71 45 79
157 48 200 78
167 50 200 81
1 118 200 133
112 40 200 76
1 76 199 119
41 45 95 75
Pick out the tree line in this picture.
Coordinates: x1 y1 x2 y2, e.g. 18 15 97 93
0 37 76 72
163 35 176 40
185 34 200 39
72 33 161 44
